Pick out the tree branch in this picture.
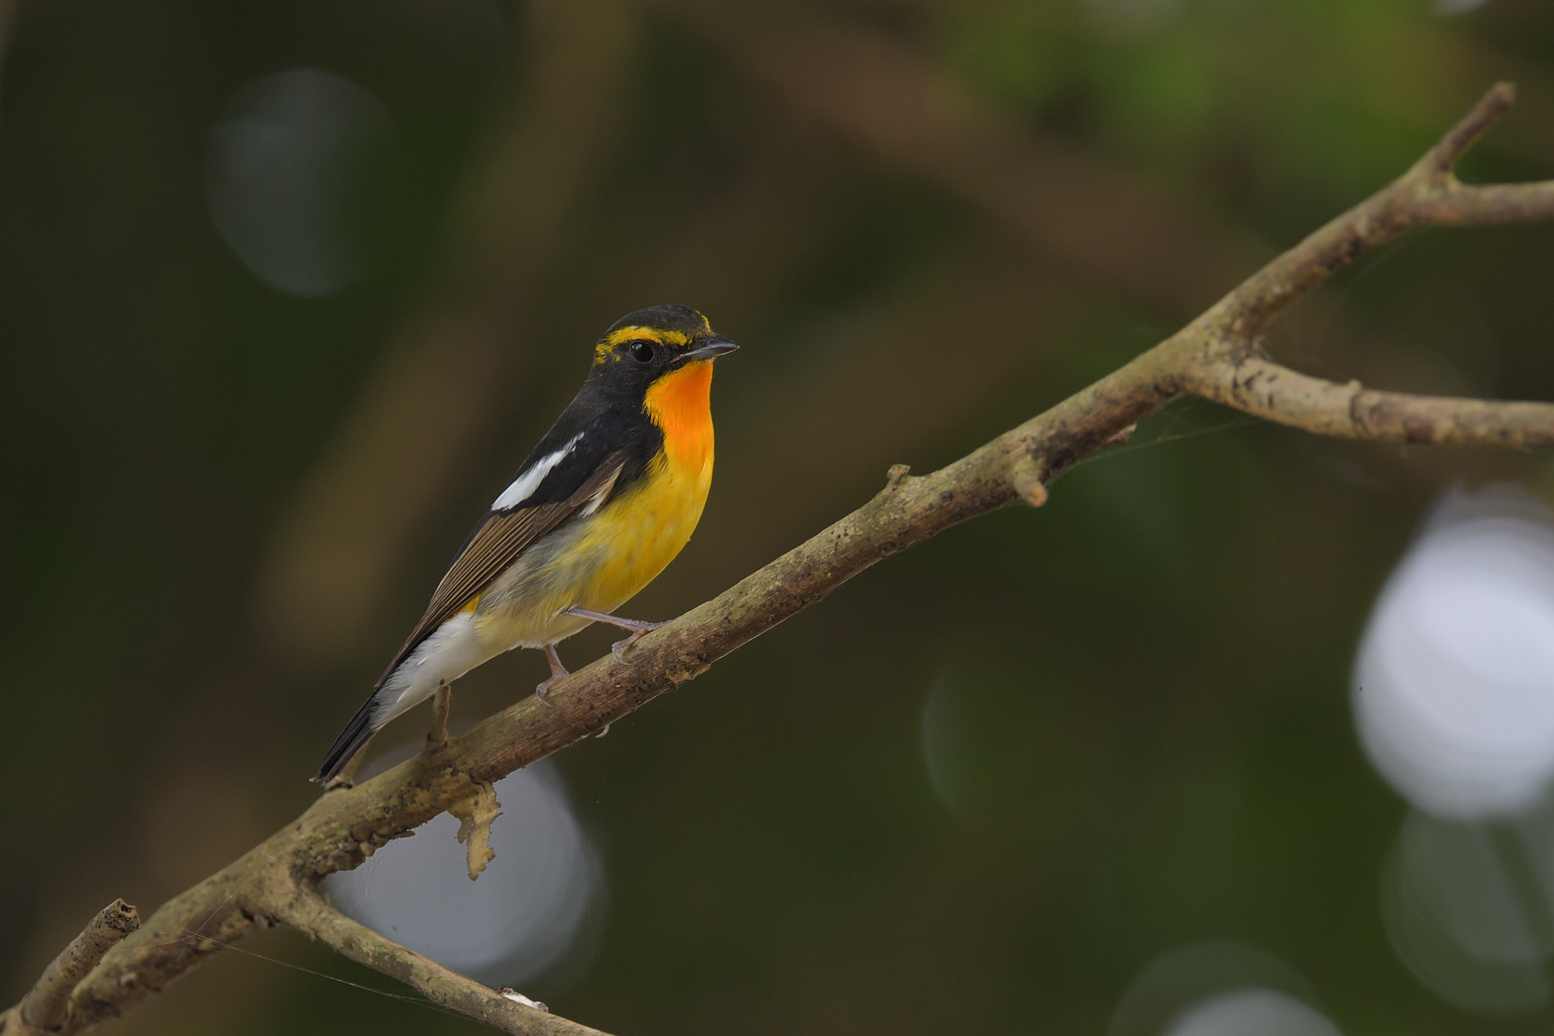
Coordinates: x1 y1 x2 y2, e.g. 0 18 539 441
2 901 139 1035
1425 80 1517 175
1186 355 1554 447
271 891 611 1036
8 82 1554 1036
1208 87 1554 337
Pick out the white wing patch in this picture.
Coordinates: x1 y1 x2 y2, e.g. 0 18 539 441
491 432 584 511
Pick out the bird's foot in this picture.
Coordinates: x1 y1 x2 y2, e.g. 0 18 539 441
562 606 664 659
536 643 569 704
610 623 663 661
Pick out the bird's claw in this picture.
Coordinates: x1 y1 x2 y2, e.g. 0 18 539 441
610 622 663 661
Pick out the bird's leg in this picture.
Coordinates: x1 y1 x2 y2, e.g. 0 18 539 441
535 643 569 701
562 606 664 660
426 680 453 749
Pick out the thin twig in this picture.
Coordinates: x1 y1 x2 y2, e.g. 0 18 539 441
1187 354 1554 447
1202 81 1554 338
1423 80 1517 174
272 892 611 1036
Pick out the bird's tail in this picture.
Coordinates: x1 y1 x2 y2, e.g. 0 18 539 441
314 694 379 784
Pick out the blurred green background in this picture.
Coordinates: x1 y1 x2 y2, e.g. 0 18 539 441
6 1 1554 1034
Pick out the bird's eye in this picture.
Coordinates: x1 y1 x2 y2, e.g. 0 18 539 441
627 340 656 363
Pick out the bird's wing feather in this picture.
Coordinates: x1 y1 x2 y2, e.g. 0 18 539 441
375 446 627 686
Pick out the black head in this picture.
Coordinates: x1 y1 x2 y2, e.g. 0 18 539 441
588 304 737 398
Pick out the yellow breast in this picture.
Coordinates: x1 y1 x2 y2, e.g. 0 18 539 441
573 358 718 612
574 446 712 611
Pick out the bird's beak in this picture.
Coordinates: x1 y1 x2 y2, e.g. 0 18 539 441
679 338 739 364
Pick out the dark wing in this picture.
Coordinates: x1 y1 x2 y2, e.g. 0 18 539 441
374 450 626 686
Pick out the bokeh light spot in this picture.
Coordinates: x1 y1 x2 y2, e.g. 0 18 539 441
1165 988 1341 1036
324 759 605 986
207 66 401 297
1380 807 1554 1015
1108 941 1322 1036
920 666 1077 830
1353 487 1554 819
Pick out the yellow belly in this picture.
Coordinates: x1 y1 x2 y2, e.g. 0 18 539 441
573 446 713 612
471 444 713 649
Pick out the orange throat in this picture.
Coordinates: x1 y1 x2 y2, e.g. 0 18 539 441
644 360 716 471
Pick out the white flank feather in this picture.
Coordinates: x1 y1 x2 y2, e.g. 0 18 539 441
373 613 492 724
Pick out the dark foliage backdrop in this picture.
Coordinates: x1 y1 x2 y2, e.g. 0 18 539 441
5 2 1554 1034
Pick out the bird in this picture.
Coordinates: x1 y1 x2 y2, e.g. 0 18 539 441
315 304 737 783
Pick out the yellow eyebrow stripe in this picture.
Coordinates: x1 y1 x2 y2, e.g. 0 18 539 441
594 326 691 364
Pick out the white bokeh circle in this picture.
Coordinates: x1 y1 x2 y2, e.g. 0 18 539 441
1354 487 1554 819
1108 941 1324 1036
1380 807 1554 1015
207 66 399 297
324 759 605 985
1165 988 1341 1036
